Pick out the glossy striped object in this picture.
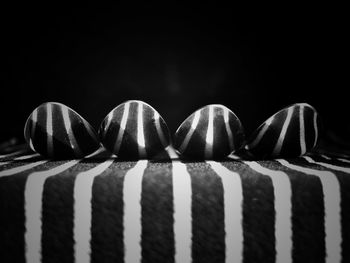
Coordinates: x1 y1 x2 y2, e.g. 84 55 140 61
245 103 322 159
24 102 100 159
174 104 245 159
99 100 171 159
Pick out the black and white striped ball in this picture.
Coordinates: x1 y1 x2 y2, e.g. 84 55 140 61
174 104 245 159
24 102 100 159
244 103 322 159
99 100 171 159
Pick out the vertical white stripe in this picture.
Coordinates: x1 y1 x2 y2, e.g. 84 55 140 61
179 110 201 153
278 159 342 263
205 106 214 159
0 160 47 178
46 104 54 157
303 156 350 174
32 109 38 125
124 160 148 263
29 139 35 152
208 161 243 263
172 161 192 263
246 117 273 150
61 106 82 157
154 111 168 147
25 160 79 263
30 109 38 152
299 105 306 154
272 107 294 156
313 112 318 147
113 102 130 153
223 107 234 151
137 102 147 157
103 112 114 138
74 159 114 263
245 161 292 263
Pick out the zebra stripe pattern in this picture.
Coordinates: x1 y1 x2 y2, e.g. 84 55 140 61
174 104 245 159
24 102 100 159
278 159 342 263
99 100 171 159
245 103 322 159
1 149 350 263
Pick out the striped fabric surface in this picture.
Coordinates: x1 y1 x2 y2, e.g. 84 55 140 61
0 145 350 263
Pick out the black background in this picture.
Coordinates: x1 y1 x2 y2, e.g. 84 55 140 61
1 4 348 145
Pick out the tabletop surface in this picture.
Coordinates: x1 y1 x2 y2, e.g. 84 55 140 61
1 144 350 263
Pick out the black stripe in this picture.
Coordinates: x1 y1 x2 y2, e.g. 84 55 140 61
41 161 97 263
212 107 231 158
227 109 245 151
314 155 350 168
0 162 50 263
187 162 225 263
159 114 171 145
0 155 43 165
101 104 124 155
69 111 99 157
333 167 350 263
280 106 301 157
24 115 33 146
259 159 326 263
249 109 287 159
51 104 76 158
0 173 27 263
32 106 50 157
0 152 29 162
294 157 350 263
118 102 140 159
184 108 208 159
141 162 174 263
173 112 194 151
222 161 275 263
90 161 137 263
143 106 168 158
303 106 317 150
334 158 350 167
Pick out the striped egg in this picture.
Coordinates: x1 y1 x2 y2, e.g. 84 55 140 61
99 100 171 159
174 104 245 160
244 103 322 159
24 102 100 159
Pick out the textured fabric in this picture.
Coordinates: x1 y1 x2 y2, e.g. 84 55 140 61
1 146 350 263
